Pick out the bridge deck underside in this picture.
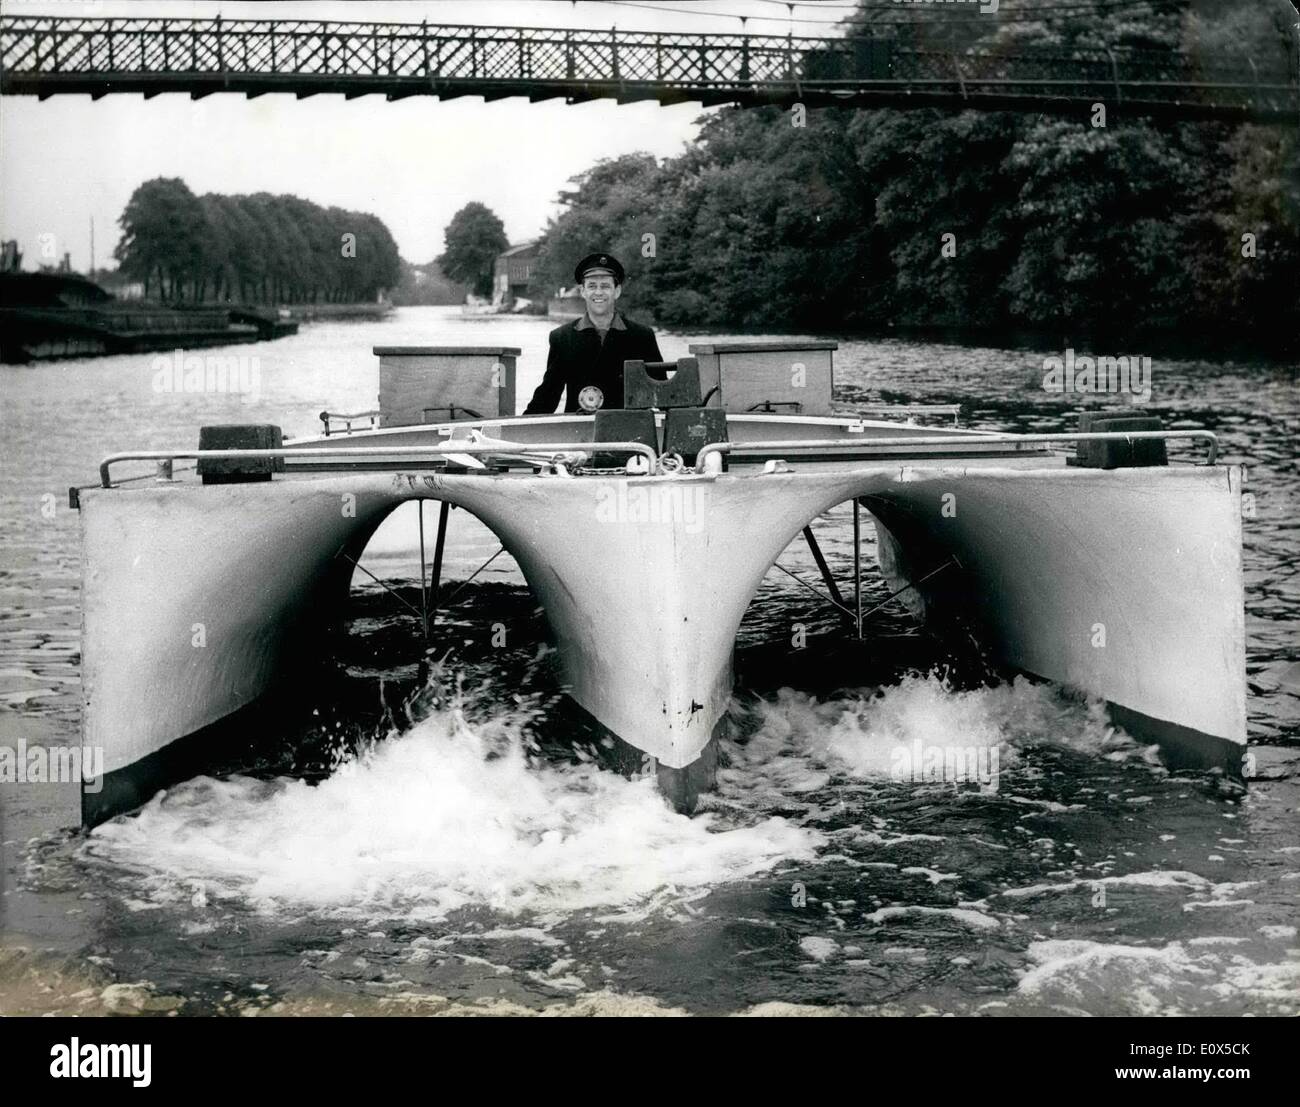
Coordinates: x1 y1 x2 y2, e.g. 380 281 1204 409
3 72 1295 121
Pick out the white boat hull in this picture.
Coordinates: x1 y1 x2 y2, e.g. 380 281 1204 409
77 459 1246 823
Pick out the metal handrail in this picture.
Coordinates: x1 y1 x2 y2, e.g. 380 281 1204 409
421 405 485 421
319 409 381 436
695 429 1220 470
97 441 658 488
96 430 1220 488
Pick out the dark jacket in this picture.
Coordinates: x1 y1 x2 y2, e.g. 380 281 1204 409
523 312 663 414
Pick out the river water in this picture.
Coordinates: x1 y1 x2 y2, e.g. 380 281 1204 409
1 306 1296 1016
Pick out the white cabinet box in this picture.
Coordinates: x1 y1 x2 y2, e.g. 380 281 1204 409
687 340 837 415
375 346 519 426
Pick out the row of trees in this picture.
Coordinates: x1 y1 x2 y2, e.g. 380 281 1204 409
114 178 402 304
527 3 1298 346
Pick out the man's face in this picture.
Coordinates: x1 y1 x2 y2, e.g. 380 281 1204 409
580 272 621 317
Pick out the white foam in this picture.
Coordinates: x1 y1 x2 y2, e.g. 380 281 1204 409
1019 939 1300 1015
734 673 1143 791
80 672 1180 938
86 697 821 924
817 675 1008 777
902 867 959 884
865 905 1001 931
800 936 840 962
1000 871 1212 899
1259 925 1298 940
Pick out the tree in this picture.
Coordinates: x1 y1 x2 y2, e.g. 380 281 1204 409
113 182 404 304
527 154 663 303
521 0 1298 349
437 202 508 298
114 177 209 300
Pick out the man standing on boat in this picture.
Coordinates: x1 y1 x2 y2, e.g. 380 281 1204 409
523 252 663 414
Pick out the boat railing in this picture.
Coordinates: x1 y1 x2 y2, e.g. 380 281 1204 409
96 429 1220 489
421 405 486 422
319 406 487 435
319 409 382 436
696 429 1220 469
97 441 658 488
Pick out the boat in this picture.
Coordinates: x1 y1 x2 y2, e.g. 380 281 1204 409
72 340 1246 825
0 272 297 363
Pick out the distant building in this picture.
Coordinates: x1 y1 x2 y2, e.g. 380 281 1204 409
493 241 540 307
0 240 21 273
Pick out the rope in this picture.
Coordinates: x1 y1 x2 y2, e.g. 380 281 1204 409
439 548 507 608
339 553 425 620
858 556 960 620
771 561 859 619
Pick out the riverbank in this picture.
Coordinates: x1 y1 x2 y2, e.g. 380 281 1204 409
278 301 394 322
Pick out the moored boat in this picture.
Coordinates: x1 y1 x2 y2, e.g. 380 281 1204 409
0 272 299 363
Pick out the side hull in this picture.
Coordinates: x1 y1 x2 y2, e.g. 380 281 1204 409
865 464 1247 773
83 692 289 827
1105 703 1242 775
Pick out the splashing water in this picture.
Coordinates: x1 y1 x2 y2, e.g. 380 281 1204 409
83 680 822 924
2 660 1283 1017
83 672 1139 925
10 668 1280 1016
722 672 1153 800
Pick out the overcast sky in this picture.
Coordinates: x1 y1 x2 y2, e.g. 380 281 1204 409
0 0 850 271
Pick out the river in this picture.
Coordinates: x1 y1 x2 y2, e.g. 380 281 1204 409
1 305 1296 1015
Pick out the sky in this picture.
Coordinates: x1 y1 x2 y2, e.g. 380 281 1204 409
0 0 853 270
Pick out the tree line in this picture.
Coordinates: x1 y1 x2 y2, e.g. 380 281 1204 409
113 178 402 304
527 2 1298 350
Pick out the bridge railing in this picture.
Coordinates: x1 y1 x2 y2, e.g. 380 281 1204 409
1 15 1294 118
1 17 841 84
